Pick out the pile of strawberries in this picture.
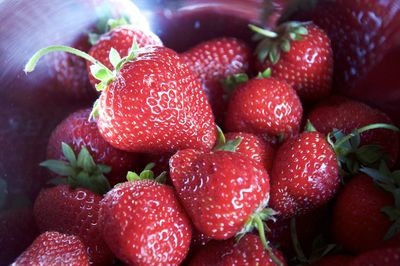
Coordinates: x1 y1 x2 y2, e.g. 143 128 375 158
13 4 400 266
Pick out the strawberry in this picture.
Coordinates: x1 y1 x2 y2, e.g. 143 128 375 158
34 185 113 265
26 44 217 154
251 22 333 101
307 96 399 168
332 170 400 253
13 231 89 265
87 24 163 88
181 37 251 123
224 132 275 172
99 169 192 265
312 255 353 266
169 140 284 265
349 247 400 266
269 130 339 219
224 74 303 140
189 234 286 266
302 0 400 110
46 108 140 185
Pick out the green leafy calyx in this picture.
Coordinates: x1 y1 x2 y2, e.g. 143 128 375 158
213 126 242 152
250 21 311 64
40 142 111 195
126 163 167 184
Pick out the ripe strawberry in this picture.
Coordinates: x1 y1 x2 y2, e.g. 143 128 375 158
46 108 140 185
224 132 275 172
224 76 303 140
312 255 353 266
34 185 113 265
13 231 89 265
87 25 163 87
189 234 286 266
332 173 400 253
350 247 400 266
99 174 192 265
251 22 333 101
26 45 217 154
181 37 251 123
269 130 339 219
307 96 399 168
169 140 283 265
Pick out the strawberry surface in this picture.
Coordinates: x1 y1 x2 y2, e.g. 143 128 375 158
269 131 339 219
87 25 163 87
13 231 89 265
99 180 192 265
224 77 302 140
97 46 217 153
33 185 112 265
47 108 140 185
332 174 400 253
169 149 269 239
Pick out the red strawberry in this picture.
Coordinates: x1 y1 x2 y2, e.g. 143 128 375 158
13 231 89 265
46 108 140 185
34 185 113 265
181 37 251 123
307 96 399 167
332 173 400 253
189 234 286 266
251 22 333 101
87 25 163 87
312 255 353 266
26 44 217 154
99 177 192 265
302 0 400 115
224 76 303 140
225 132 275 172
269 131 339 219
350 247 400 266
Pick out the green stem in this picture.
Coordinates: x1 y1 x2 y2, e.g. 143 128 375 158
333 123 400 149
290 217 308 264
249 24 278 38
24 45 113 76
254 215 284 266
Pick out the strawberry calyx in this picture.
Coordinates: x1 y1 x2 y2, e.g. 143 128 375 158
361 162 400 240
40 142 111 195
221 73 249 97
24 40 140 119
88 16 131 45
256 67 272 79
290 217 337 265
236 207 283 266
213 126 242 152
126 163 167 184
326 123 400 176
250 21 311 64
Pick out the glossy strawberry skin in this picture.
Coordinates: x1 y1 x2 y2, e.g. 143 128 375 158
225 132 275 172
180 37 250 124
332 175 400 253
33 185 112 265
13 231 89 266
270 132 339 219
97 46 217 153
349 247 400 266
170 149 270 239
189 234 286 266
47 108 140 185
224 78 303 139
307 96 399 166
258 24 333 102
87 25 163 88
99 180 192 265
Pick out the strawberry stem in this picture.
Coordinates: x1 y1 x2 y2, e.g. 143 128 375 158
249 24 278 38
254 215 284 266
290 217 308 264
24 45 112 75
331 123 399 150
